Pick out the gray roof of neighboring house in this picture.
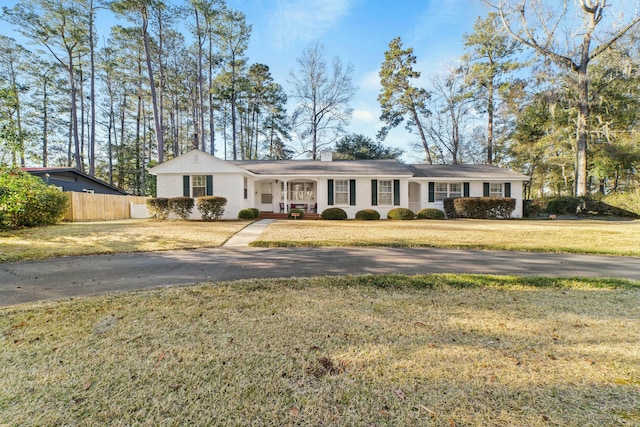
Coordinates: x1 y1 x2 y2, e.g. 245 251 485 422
230 159 413 176
406 164 530 180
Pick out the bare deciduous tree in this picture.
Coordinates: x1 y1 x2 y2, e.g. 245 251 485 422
488 0 640 195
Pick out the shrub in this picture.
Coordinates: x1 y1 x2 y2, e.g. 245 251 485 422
168 197 194 220
321 207 347 220
444 197 516 219
250 208 260 218
237 208 255 219
355 209 380 220
197 196 227 221
602 190 640 216
523 199 545 218
288 208 305 219
0 167 68 230
543 196 639 218
416 208 445 220
546 197 581 215
387 207 414 220
146 198 169 220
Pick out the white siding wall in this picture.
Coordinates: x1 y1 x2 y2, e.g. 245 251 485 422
316 177 410 219
414 179 525 219
156 173 247 220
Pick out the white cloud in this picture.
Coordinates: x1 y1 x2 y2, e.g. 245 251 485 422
359 70 380 92
352 109 376 123
268 0 354 47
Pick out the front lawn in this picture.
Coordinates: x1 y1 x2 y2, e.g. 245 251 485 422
252 218 640 256
1 274 638 426
0 219 251 262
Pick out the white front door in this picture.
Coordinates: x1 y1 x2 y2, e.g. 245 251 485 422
260 182 274 212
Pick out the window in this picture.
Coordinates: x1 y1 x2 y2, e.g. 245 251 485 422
435 183 462 201
449 183 462 198
244 177 248 199
192 175 206 197
377 180 392 205
435 183 448 202
490 183 503 197
289 182 314 201
335 180 349 205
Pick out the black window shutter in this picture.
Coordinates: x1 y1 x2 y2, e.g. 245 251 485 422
183 175 190 197
371 179 378 206
328 179 334 205
504 182 511 198
463 182 470 197
428 182 435 203
206 175 213 196
483 182 490 197
393 179 400 206
349 179 356 205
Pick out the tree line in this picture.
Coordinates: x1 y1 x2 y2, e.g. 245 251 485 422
1 0 639 197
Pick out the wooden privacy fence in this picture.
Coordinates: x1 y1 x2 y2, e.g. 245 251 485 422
64 192 149 222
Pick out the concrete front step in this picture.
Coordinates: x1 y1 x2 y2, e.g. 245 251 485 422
258 212 321 220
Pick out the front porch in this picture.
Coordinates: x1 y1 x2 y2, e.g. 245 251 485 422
255 178 318 214
257 212 321 220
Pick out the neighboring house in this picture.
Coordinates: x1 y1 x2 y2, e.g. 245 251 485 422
149 149 530 219
23 167 128 195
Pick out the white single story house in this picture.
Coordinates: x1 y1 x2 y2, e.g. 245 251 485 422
149 149 530 219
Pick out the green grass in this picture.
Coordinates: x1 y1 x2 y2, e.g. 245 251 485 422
252 218 640 256
0 219 251 262
1 274 639 426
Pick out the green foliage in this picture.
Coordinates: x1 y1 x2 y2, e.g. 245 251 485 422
544 196 639 218
523 199 545 218
168 197 194 220
416 208 445 220
378 37 431 161
444 197 516 219
387 207 414 220
288 208 305 219
0 166 67 229
197 196 227 221
334 134 403 160
249 208 260 218
602 190 640 216
321 207 347 220
237 209 255 219
146 198 169 220
355 209 380 220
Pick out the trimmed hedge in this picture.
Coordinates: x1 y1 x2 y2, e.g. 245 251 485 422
237 208 255 219
288 208 305 219
444 197 516 219
0 167 68 229
169 197 194 220
197 196 227 221
355 209 380 220
146 198 170 220
249 208 260 218
416 208 445 220
387 207 414 220
321 207 347 220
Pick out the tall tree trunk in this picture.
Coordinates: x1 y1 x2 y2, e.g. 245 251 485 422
411 109 433 164
487 78 494 165
88 0 96 176
67 49 82 170
208 34 215 155
576 66 589 196
140 8 164 163
42 81 48 167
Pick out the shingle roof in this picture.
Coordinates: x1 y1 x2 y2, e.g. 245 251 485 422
229 159 413 176
407 164 530 180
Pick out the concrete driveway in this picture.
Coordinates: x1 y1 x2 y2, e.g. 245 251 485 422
1 246 637 306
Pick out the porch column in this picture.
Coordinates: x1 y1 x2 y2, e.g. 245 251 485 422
283 179 288 214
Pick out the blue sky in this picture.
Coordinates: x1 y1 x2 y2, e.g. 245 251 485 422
228 0 490 160
2 0 490 161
